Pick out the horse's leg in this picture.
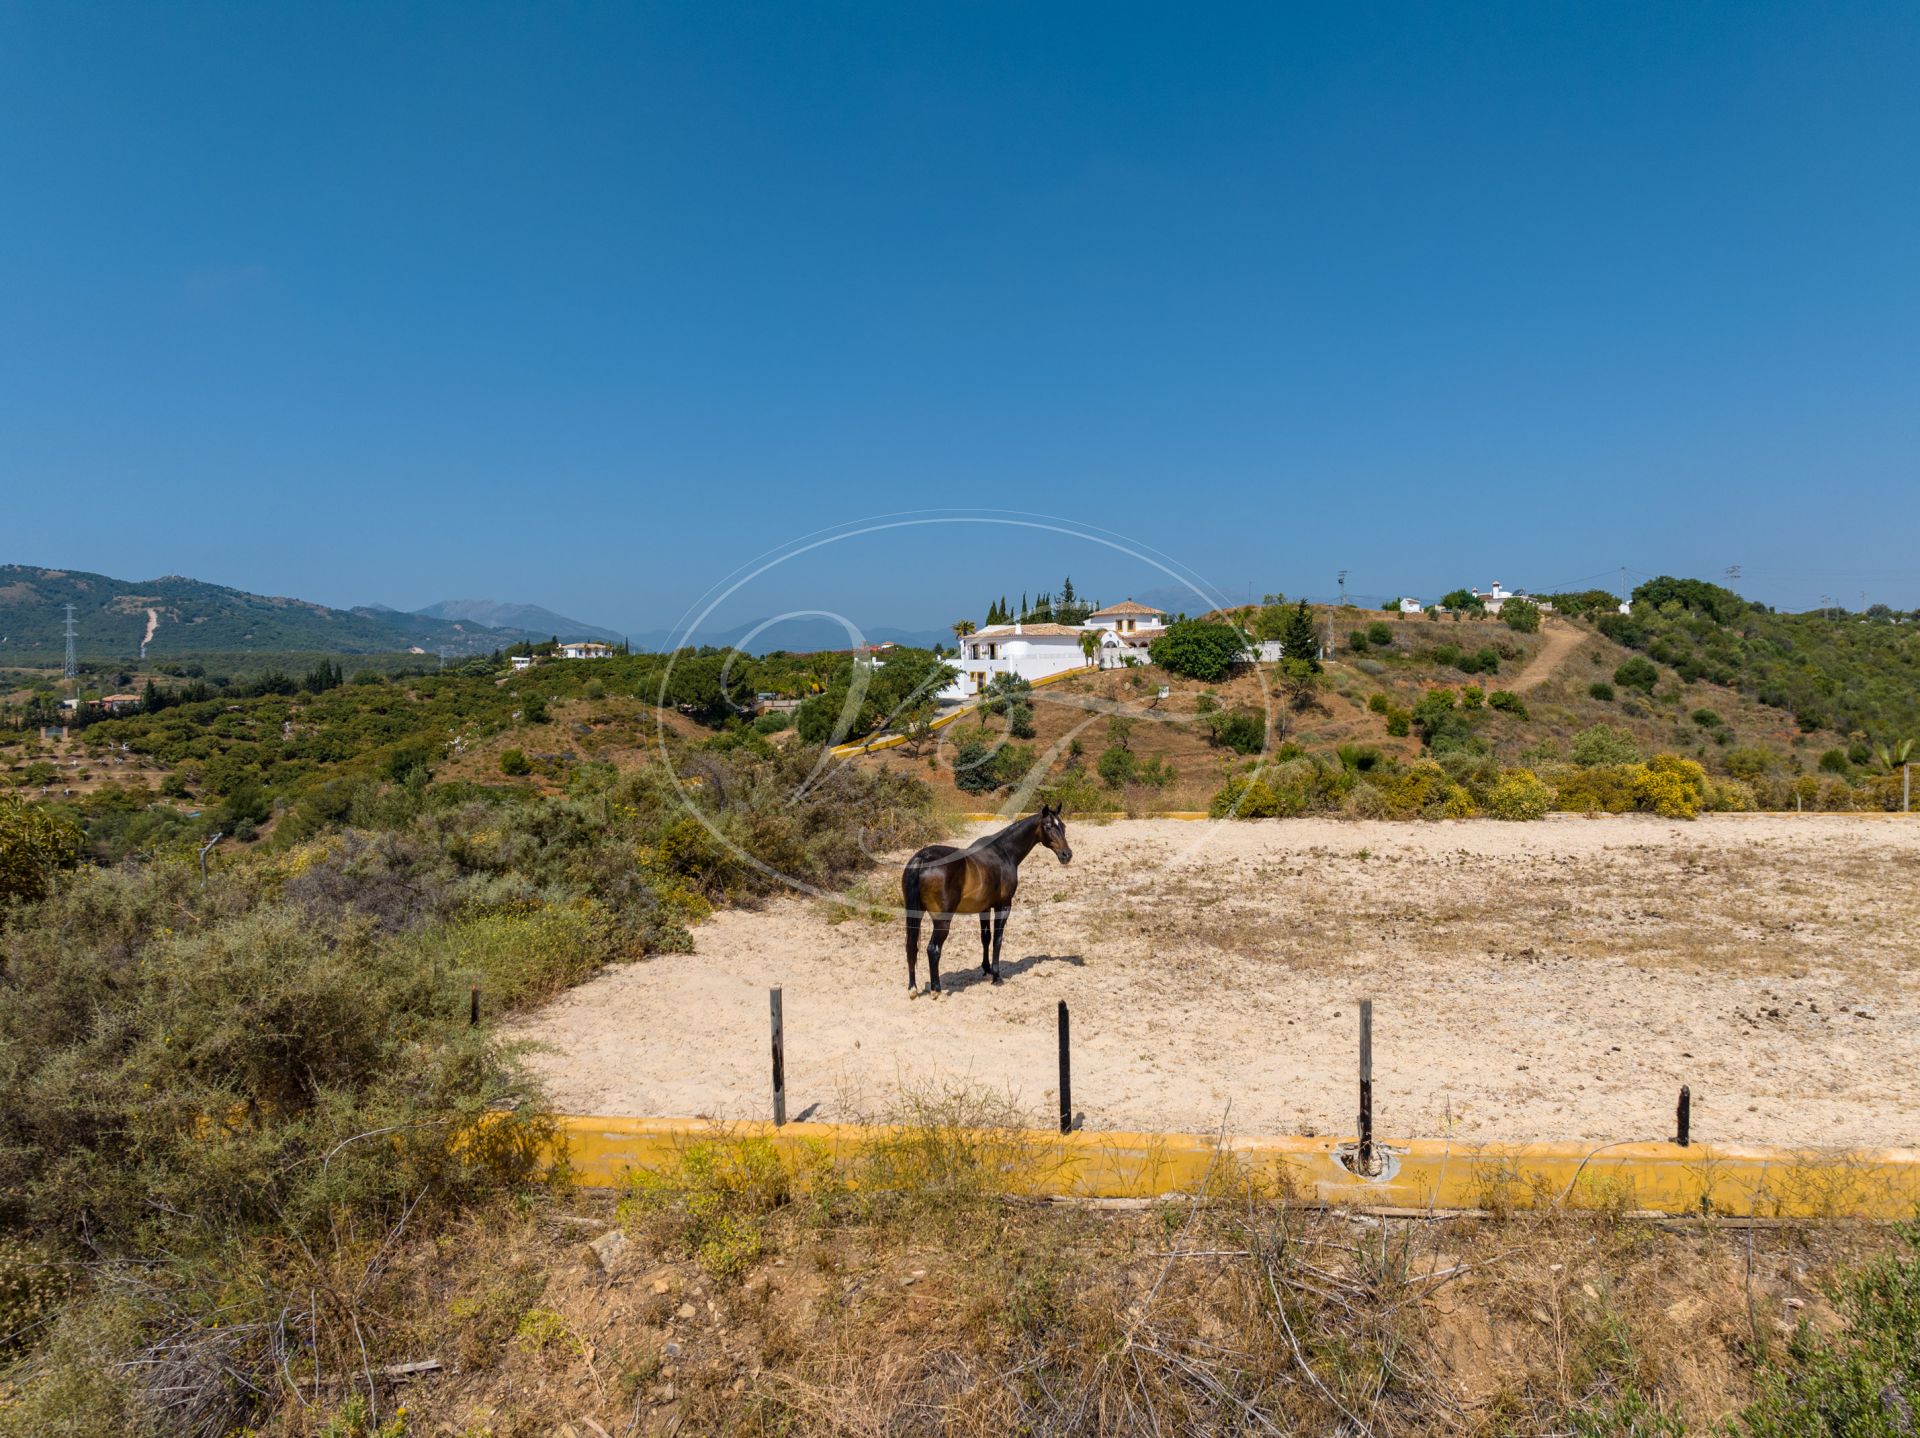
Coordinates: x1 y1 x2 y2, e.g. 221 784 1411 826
979 911 992 973
905 906 922 996
990 905 1010 984
927 915 952 995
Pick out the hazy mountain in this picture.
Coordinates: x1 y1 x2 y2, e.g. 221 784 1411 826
415 599 623 645
626 617 953 655
0 564 543 661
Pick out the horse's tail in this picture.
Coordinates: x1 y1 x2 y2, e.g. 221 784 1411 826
902 857 925 956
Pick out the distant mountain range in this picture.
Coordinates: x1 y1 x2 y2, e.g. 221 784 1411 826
626 617 953 655
415 598 624 646
0 565 606 662
0 562 954 664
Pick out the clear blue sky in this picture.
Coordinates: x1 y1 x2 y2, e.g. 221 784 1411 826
3 2 1915 635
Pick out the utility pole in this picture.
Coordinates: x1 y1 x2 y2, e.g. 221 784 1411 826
1338 570 1349 608
62 603 77 682
1724 564 1741 589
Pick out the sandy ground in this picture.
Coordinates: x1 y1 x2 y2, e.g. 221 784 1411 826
514 815 1920 1148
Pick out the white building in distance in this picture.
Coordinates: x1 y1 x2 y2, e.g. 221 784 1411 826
558 640 615 660
938 600 1169 702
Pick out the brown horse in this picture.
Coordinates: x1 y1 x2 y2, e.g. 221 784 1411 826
901 805 1072 996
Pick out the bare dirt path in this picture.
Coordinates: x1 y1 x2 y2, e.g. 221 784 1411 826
139 608 159 658
1508 617 1585 693
514 815 1920 1148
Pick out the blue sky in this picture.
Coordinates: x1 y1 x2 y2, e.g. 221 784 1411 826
3 2 1915 636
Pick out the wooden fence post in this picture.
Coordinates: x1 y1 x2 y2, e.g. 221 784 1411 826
468 985 479 1027
1675 1084 1691 1147
770 987 786 1127
1057 1000 1072 1135
1359 998 1374 1171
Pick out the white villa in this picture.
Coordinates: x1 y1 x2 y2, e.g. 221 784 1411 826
938 600 1169 702
509 654 535 671
558 640 615 660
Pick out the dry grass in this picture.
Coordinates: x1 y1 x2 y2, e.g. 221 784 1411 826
206 1111 1913 1438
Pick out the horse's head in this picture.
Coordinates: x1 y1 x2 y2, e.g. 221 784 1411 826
1037 803 1073 864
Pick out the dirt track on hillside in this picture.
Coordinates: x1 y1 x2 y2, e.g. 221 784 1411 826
1508 617 1585 692
514 815 1920 1147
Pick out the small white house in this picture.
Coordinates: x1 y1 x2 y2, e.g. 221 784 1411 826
510 654 534 672
1468 582 1540 617
1396 597 1423 614
558 641 615 660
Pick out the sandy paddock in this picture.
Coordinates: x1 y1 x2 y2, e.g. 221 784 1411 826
515 815 1920 1148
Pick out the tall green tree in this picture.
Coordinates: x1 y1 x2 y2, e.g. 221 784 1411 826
1278 602 1322 672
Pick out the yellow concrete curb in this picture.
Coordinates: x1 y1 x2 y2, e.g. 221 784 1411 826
552 1116 1920 1218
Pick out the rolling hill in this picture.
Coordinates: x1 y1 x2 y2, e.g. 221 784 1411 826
0 565 543 661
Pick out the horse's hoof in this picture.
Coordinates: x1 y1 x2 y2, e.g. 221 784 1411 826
990 973 1002 986
908 986 921 1000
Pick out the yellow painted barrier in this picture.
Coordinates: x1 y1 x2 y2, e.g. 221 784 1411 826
552 1116 1920 1219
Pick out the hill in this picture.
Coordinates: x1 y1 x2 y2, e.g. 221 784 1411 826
856 601 1900 813
0 565 544 661
414 597 624 645
1593 577 1920 744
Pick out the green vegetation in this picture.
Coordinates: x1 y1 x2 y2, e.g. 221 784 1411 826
1595 576 1920 741
0 665 937 1432
1502 597 1542 633
1147 619 1248 682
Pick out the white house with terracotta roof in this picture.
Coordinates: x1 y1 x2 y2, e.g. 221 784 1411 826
558 640 615 659
938 621 1091 701
936 599 1172 701
1083 599 1166 635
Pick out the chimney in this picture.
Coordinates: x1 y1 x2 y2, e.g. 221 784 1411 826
1013 621 1022 634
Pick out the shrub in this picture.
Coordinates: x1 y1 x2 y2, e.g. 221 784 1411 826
1571 724 1641 767
0 796 83 909
1634 754 1708 818
752 709 793 734
1370 759 1475 819
1148 620 1247 682
1347 631 1370 653
1501 598 1541 633
498 748 532 777
1706 778 1757 812
1488 690 1528 718
1690 707 1722 728
1365 621 1393 647
1384 708 1411 738
1006 701 1035 739
1588 681 1615 702
1485 769 1551 820
521 695 549 724
1096 746 1138 789
1817 748 1851 775
1613 656 1659 693
1366 693 1391 714
1553 764 1640 813
1460 686 1485 709
1204 708 1266 755
951 733 1003 794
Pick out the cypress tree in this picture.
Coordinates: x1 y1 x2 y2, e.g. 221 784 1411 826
1279 601 1322 672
